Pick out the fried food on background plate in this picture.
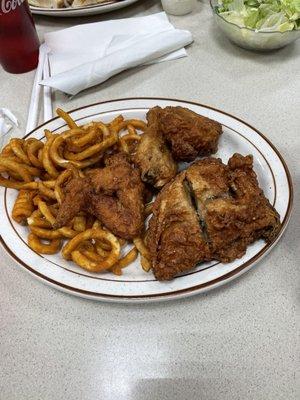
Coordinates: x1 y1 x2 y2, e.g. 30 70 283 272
56 153 145 240
146 153 281 280
29 0 116 8
150 106 223 162
134 110 177 188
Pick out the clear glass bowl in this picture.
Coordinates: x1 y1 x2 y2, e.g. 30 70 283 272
210 0 300 51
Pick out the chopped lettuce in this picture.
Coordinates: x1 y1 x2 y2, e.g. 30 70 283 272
216 0 300 31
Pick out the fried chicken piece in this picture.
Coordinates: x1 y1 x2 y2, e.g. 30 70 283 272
152 106 223 161
134 105 222 188
87 153 145 239
56 153 145 240
147 154 281 280
134 111 177 188
55 177 91 226
186 154 280 262
146 173 211 281
227 154 281 245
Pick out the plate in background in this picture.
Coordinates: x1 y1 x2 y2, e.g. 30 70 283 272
30 0 140 17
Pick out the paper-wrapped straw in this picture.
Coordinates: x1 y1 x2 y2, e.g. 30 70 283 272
43 53 53 122
25 44 48 134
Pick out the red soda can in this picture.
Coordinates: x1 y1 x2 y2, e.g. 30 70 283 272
0 0 40 74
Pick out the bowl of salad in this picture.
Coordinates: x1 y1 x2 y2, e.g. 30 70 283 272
210 0 300 51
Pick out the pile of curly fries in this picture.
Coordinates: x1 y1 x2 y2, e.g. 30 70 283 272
0 108 152 275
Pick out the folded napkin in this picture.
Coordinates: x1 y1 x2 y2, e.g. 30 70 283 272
0 108 18 149
40 12 193 95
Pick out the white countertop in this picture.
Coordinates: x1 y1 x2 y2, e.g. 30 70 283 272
0 1 299 399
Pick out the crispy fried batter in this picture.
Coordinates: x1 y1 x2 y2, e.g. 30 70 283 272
134 106 222 188
88 153 145 239
154 106 222 161
146 173 211 281
56 153 145 240
147 153 281 280
134 110 177 188
227 153 280 249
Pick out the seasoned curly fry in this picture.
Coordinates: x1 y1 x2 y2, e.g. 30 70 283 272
38 182 56 200
43 180 56 189
71 154 103 169
0 177 38 191
38 148 43 164
10 139 31 165
127 124 137 136
28 218 50 229
21 182 39 190
66 129 99 152
111 247 138 275
27 210 52 228
141 255 152 272
0 157 32 182
50 128 84 168
63 132 118 161
133 237 150 259
133 237 152 272
1 143 13 156
62 229 118 260
56 108 78 129
42 132 60 178
37 199 56 226
27 139 44 168
0 155 22 165
62 229 120 273
80 248 104 263
28 233 61 254
24 138 38 148
95 240 111 257
58 227 78 239
30 225 77 240
12 190 36 225
0 178 33 190
108 115 124 130
115 119 147 133
30 226 62 239
21 164 41 178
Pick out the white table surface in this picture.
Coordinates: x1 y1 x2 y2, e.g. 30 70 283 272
0 1 299 399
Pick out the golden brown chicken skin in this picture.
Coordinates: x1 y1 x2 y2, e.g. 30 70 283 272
146 172 211 281
146 154 281 280
151 106 223 162
134 110 177 188
55 153 145 240
186 154 280 263
134 105 222 189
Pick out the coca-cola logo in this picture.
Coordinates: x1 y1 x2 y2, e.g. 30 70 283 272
1 0 25 14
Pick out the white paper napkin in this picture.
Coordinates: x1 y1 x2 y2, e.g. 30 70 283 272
40 12 193 95
0 108 18 149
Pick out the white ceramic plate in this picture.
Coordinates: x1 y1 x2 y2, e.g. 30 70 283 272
30 0 140 17
0 98 293 302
